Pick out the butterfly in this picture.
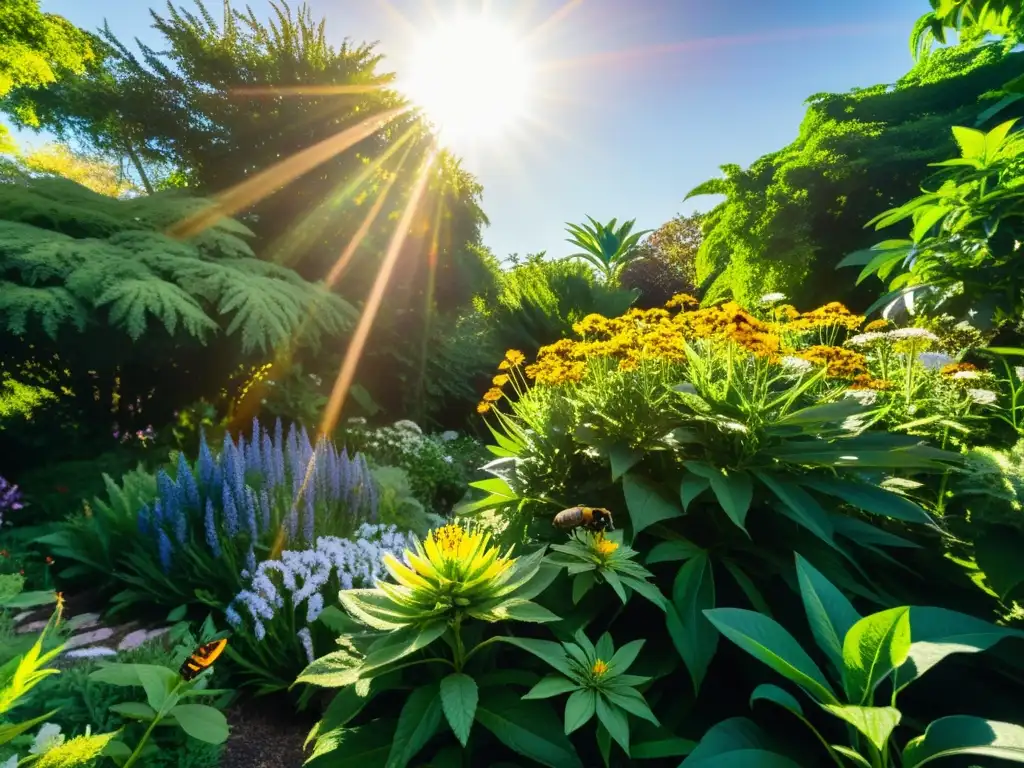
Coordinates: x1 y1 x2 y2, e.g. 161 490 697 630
179 638 228 681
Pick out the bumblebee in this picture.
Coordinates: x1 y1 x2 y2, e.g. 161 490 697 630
553 506 614 533
180 638 228 681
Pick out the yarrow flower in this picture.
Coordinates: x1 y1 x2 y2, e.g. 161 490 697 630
760 292 787 304
968 389 998 406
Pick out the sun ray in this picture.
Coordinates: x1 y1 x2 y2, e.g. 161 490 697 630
318 147 439 439
168 107 409 239
525 0 586 43
229 84 386 97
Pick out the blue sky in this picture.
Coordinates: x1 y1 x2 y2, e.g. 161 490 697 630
32 0 927 261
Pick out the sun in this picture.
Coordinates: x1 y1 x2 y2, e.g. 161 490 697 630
403 15 535 144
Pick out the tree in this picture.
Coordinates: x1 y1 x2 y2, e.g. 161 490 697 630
0 174 355 469
688 42 1024 309
911 0 1023 58
0 0 93 146
564 216 651 286
620 212 703 308
2 138 138 197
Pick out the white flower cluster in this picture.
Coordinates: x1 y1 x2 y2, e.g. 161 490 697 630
227 523 414 658
847 327 940 348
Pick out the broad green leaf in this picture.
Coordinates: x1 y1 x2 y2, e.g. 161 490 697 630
755 473 835 547
975 529 1024 602
622 474 683 534
684 717 774 760
893 607 1023 692
108 701 156 720
139 664 176 712
168 704 230 744
902 715 1024 766
685 462 753 533
647 539 703 564
89 663 174 689
681 473 711 512
621 574 668 610
440 673 478 747
494 599 561 623
952 125 987 159
596 694 630 755
832 745 873 767
361 621 448 671
668 554 718 694
609 444 643 481
571 571 595 604
823 705 901 753
801 477 934 526
602 687 658 726
609 639 645 675
523 675 578 700
721 560 773 617
295 648 363 689
387 682 442 768
704 608 838 705
564 689 596 734
496 637 575 679
631 736 696 759
842 607 911 704
795 553 862 672
684 751 803 767
749 684 804 718
305 721 396 768
476 689 583 768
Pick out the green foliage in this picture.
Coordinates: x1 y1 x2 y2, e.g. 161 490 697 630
484 254 637 362
912 0 1023 59
690 553 1024 767
843 119 1024 327
619 212 703 308
564 216 651 286
689 44 1024 309
372 466 443 539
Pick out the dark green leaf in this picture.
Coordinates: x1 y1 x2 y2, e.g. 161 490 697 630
668 554 718 694
749 684 804 719
622 474 683 535
647 539 703 565
902 715 1024 767
386 682 442 768
523 675 578 700
609 444 643 482
681 473 711 512
795 553 862 673
563 689 595 734
596 694 630 755
476 689 583 768
685 462 754 533
801 477 935 526
440 673 478 747
168 704 230 744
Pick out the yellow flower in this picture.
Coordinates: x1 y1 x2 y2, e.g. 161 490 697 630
505 350 526 366
593 536 619 559
665 293 699 309
798 345 868 379
591 659 609 678
482 388 503 402
476 402 491 414
864 319 890 332
492 374 510 387
497 360 511 371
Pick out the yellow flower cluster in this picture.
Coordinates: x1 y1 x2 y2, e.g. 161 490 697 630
479 350 526 413
785 301 865 332
480 299 878 397
941 362 977 377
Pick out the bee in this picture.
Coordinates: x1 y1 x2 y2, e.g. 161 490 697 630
179 638 228 681
553 506 615 533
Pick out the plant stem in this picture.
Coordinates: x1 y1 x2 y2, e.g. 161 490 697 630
123 680 185 768
452 614 466 672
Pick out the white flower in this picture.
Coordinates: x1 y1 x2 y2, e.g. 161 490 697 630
780 356 813 373
847 332 887 348
392 420 422 434
953 370 981 380
297 627 315 664
887 328 939 342
442 455 453 464
968 388 998 405
918 352 954 371
440 430 459 442
761 292 787 304
1014 366 1024 381
844 389 878 405
30 724 64 755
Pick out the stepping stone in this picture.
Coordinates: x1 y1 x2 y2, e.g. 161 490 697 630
65 647 117 659
117 629 151 651
12 611 33 624
144 627 170 642
67 612 101 630
16 620 47 634
64 627 114 650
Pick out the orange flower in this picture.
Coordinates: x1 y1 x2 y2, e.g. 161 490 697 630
849 374 893 391
665 293 699 309
799 345 868 379
482 388 503 402
864 319 890 332
504 350 526 366
941 362 978 377
492 374 510 387
476 402 491 414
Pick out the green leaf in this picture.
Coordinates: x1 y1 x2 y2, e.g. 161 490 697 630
108 701 157 720
495 599 561 623
832 745 873 768
596 694 630 755
440 673 478 747
361 621 448 672
902 715 1024 766
801 477 935 526
647 539 703 564
631 736 696 759
602 687 659 726
609 444 643 482
681 473 712 512
622 474 683 534
668 554 718 694
685 751 803 767
893 607 1023 692
823 705 901 753
168 704 230 744
795 553 862 673
387 682 442 768
755 473 835 547
721 560 773 617
476 689 583 768
685 462 753 533
749 684 804 718
306 721 396 768
572 571 595 604
975 529 1024 602
952 125 987 159
523 675 578 700
139 664 176 711
704 608 838 705
295 648 363 689
685 717 778 761
609 639 645 675
89 663 173 689
564 689 596 734
497 637 575 678
842 607 911 704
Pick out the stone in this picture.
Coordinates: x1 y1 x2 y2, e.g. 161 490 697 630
68 612 101 630
144 627 170 642
12 611 33 624
117 629 150 651
16 620 47 634
63 627 114 650
64 647 117 659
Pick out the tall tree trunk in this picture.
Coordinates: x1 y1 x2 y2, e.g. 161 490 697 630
125 139 154 195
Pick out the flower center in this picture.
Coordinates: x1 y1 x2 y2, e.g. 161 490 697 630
592 535 619 558
591 659 609 678
431 524 467 558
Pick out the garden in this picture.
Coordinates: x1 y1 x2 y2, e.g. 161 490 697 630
2 0 1024 765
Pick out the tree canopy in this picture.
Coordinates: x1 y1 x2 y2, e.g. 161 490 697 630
688 42 1024 309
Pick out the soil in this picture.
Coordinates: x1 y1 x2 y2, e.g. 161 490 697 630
221 695 315 768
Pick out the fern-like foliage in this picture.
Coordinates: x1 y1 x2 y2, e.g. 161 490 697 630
0 175 356 351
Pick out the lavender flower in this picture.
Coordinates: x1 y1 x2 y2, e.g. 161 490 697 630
204 500 221 557
176 452 200 509
157 529 173 573
0 476 24 522
137 503 151 538
297 627 314 664
222 484 239 538
198 431 216 494
244 487 259 537
258 488 271 531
